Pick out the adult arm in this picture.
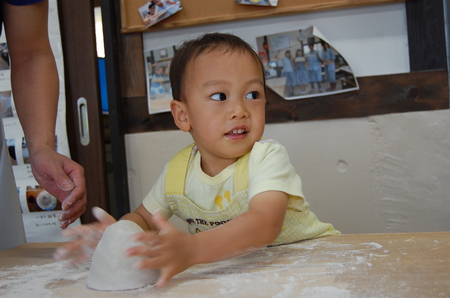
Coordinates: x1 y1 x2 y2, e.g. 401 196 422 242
3 0 86 228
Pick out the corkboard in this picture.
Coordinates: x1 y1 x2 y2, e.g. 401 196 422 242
120 0 408 33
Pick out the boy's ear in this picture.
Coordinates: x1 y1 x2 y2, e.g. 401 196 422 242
170 100 190 132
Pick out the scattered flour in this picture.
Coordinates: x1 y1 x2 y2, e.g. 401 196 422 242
361 242 383 249
301 286 351 297
0 239 389 297
0 261 89 298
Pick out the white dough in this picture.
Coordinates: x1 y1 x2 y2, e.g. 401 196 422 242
86 220 159 291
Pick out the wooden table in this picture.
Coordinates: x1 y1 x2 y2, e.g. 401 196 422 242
1 232 449 297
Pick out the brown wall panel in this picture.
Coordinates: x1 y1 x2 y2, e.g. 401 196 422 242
121 70 449 134
120 0 410 33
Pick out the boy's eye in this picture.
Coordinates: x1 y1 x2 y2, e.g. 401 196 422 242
211 93 227 101
245 91 259 100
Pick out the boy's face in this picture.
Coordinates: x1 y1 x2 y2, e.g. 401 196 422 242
171 50 266 168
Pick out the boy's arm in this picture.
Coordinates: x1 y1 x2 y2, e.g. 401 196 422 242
192 190 288 262
121 204 158 231
127 190 288 287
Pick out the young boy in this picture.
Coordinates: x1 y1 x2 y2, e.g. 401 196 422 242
54 33 339 287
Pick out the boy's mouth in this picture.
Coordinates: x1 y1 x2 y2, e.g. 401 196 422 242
225 128 248 136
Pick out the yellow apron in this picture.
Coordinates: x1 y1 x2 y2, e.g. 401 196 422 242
165 144 339 245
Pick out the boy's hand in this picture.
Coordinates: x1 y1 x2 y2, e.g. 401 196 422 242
53 207 116 266
126 211 197 288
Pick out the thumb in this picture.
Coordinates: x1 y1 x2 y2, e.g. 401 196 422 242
92 206 117 225
155 268 173 288
52 167 75 192
58 178 75 192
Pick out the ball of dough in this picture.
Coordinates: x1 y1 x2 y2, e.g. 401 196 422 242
86 220 159 291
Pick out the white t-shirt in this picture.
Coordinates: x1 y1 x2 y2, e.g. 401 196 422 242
143 140 305 219
143 139 339 244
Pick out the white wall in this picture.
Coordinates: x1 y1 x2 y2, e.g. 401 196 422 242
126 3 450 234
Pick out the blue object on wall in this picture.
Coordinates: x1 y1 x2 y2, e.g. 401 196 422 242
98 58 109 112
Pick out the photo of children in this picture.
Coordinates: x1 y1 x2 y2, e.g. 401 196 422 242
235 0 278 6
138 0 182 28
256 26 358 100
0 91 13 118
0 43 10 70
145 46 176 114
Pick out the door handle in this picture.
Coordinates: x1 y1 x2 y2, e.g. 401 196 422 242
77 97 90 146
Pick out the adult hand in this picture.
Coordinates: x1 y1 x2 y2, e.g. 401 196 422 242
30 146 86 229
53 207 116 266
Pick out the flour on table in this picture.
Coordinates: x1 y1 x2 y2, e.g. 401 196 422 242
1 237 393 297
86 220 159 291
0 261 89 298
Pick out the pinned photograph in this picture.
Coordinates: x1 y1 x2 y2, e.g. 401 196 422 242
26 185 61 212
0 42 10 70
138 0 182 28
235 0 278 6
256 26 359 100
144 45 176 114
0 90 13 118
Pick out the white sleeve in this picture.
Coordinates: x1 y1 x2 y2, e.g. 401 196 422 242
248 140 304 200
142 164 173 219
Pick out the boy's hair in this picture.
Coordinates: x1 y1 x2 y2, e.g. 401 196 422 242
169 33 266 102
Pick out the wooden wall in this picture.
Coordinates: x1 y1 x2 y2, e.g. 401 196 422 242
121 0 412 33
115 0 448 134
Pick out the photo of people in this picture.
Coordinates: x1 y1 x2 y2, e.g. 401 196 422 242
0 42 10 70
0 91 13 118
235 0 278 6
144 45 176 114
138 0 182 28
256 26 359 100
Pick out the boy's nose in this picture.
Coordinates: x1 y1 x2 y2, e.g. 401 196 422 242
229 99 249 119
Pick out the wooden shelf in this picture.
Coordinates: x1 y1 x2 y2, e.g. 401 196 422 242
120 0 408 33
